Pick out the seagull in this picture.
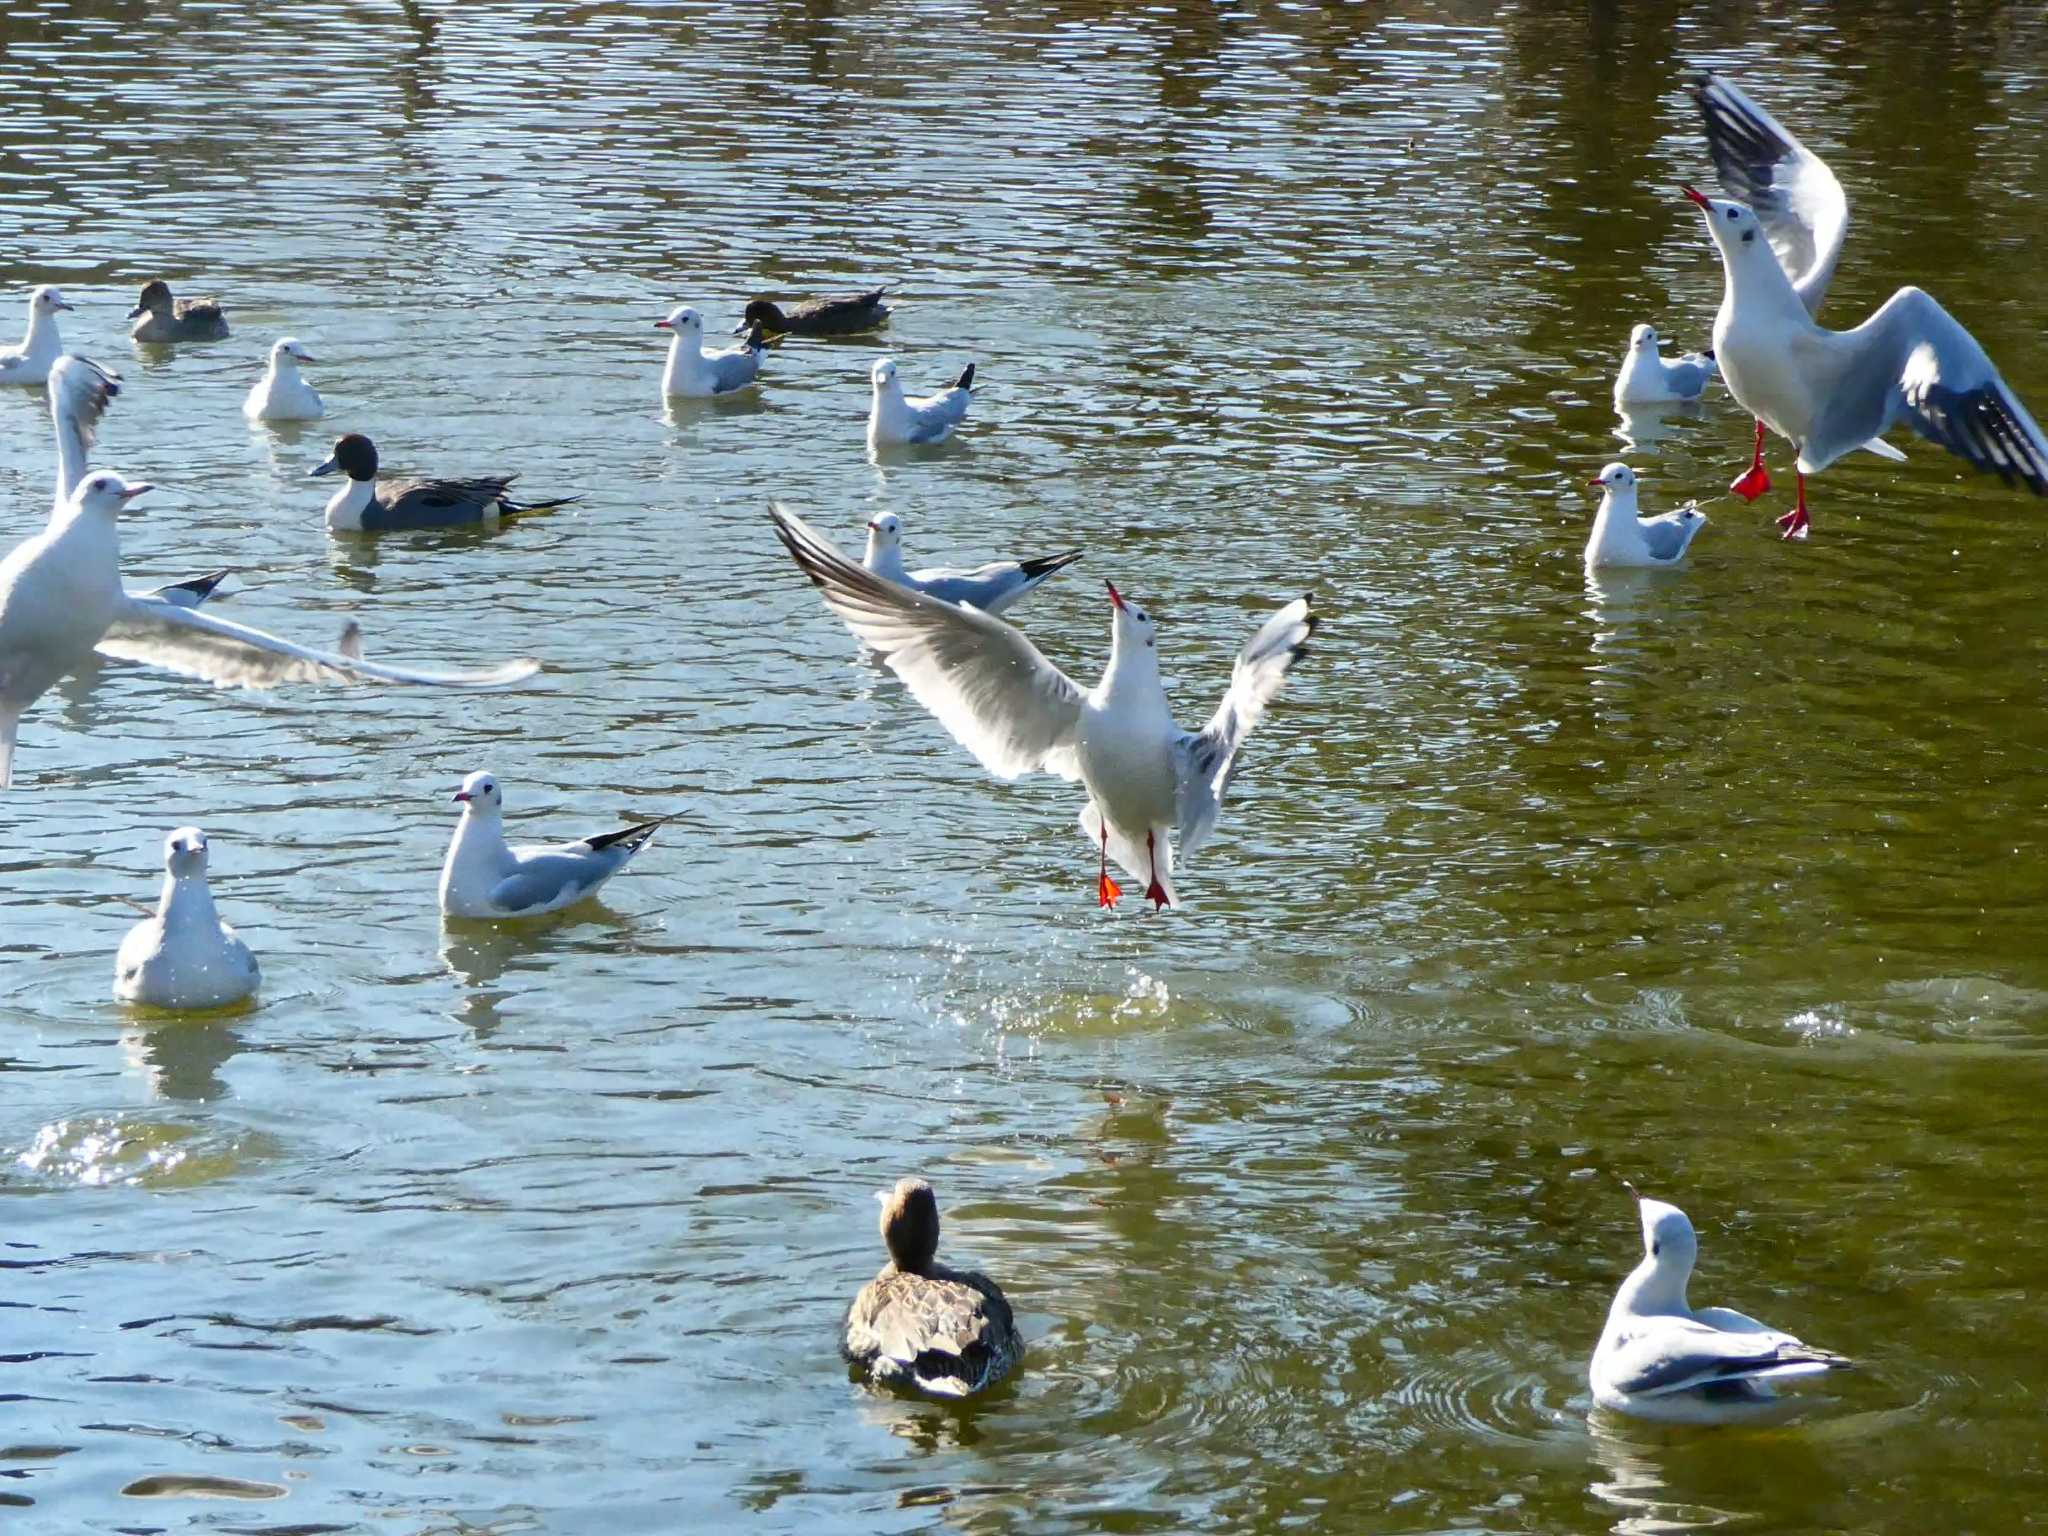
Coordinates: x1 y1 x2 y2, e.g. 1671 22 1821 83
438 770 666 920
1590 1183 1853 1426
737 287 891 338
1613 323 1716 408
770 505 1315 910
863 511 1081 616
656 305 765 397
244 338 323 422
311 432 582 533
0 286 74 389
1689 74 2048 539
869 358 973 448
1585 464 1708 569
127 280 229 343
843 1178 1022 1400
114 827 260 1010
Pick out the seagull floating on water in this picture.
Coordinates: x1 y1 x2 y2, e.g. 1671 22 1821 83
656 305 765 397
863 511 1081 616
0 286 73 388
128 280 229 343
843 1177 1022 1400
311 433 581 533
1613 324 1716 408
244 338 323 422
115 827 260 1010
1689 74 2048 540
1585 464 1707 569
771 505 1314 910
1590 1182 1853 1426
439 770 667 920
737 287 891 338
868 358 973 448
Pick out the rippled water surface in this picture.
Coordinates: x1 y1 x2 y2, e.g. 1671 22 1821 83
5 1 2048 1530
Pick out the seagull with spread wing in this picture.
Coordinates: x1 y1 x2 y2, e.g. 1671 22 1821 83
1689 74 2048 539
770 504 1315 911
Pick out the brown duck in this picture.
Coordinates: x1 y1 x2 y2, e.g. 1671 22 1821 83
128 280 229 343
736 287 890 338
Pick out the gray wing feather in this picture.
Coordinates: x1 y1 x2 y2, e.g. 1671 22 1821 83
371 476 516 530
488 846 624 915
1173 597 1316 858
1696 74 1847 316
1637 512 1698 562
1609 1318 1850 1398
904 389 970 442
708 345 763 393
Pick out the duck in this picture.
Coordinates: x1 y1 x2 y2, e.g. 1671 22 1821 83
735 287 891 338
310 433 581 533
843 1178 1023 1400
127 280 230 343
868 357 973 448
863 511 1080 615
114 827 261 1010
1613 323 1717 408
439 770 666 920
0 286 74 388
657 305 765 396
1590 1183 1853 1425
244 338 323 422
1585 463 1707 569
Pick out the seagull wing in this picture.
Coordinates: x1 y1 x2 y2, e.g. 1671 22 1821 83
50 354 121 502
905 389 970 442
1604 1316 1852 1398
770 504 1084 782
1637 510 1700 563
1173 597 1316 858
487 844 626 915
1802 285 2048 490
98 594 540 689
1695 74 1847 317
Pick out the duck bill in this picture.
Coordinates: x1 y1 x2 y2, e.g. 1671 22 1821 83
125 304 146 319
309 455 338 478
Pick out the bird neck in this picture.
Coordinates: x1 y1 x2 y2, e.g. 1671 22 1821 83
158 872 220 932
325 475 374 528
271 355 301 384
1613 1253 1690 1320
22 305 60 355
864 536 908 581
1102 628 1163 703
1720 240 1809 325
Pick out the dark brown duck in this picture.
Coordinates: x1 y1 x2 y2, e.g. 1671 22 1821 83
736 287 890 338
128 280 230 343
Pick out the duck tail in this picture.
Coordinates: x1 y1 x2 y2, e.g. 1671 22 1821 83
499 493 584 517
953 362 975 392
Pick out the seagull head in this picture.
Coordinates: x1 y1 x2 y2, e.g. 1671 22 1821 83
871 358 899 392
1589 462 1637 505
1629 323 1657 352
311 433 377 482
1681 185 1769 259
1105 580 1158 653
864 510 902 549
163 826 210 879
274 336 316 366
451 770 502 815
654 304 700 336
74 470 153 519
31 284 74 316
1622 1181 1699 1308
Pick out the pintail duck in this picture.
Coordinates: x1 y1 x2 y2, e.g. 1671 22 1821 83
311 433 581 533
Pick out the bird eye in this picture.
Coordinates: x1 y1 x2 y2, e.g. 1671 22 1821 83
1725 207 1739 221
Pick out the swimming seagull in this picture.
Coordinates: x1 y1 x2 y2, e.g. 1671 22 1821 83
438 770 667 920
1689 75 2048 539
1613 324 1716 408
770 505 1315 910
244 338 323 422
656 305 765 397
737 287 892 338
1590 1183 1853 1426
311 433 581 533
868 358 973 448
843 1177 1022 1400
114 827 261 1010
863 511 1081 616
128 280 229 343
0 286 73 388
1585 464 1707 569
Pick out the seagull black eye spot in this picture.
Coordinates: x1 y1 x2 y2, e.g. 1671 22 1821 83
1652 1240 1662 1256
1741 229 1756 244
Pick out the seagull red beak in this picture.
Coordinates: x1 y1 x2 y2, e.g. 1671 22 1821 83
1588 477 1606 490
653 319 673 330
1680 183 1711 209
866 520 879 531
1105 579 1126 612
120 482 155 500
452 790 471 802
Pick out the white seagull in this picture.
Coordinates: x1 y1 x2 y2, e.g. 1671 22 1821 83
771 505 1315 910
439 770 666 920
868 358 973 449
863 511 1081 616
1613 323 1716 408
1590 1183 1853 1426
244 337 323 422
0 286 74 389
1585 464 1707 569
1689 74 2048 539
656 305 765 397
115 826 261 1010
0 363 539 789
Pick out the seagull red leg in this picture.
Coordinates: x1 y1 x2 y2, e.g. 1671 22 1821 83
1097 823 1121 909
1144 831 1170 911
1776 470 1811 540
1731 418 1772 502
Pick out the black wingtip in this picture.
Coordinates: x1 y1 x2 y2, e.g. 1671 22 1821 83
954 363 976 392
1018 548 1083 581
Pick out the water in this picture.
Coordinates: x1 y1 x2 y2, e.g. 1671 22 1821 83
4 1 2048 1529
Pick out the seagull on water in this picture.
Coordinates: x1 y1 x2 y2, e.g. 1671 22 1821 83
439 770 667 920
863 511 1081 616
657 305 765 397
1590 1183 1853 1426
868 358 973 449
115 827 260 1010
1585 464 1707 569
244 337 323 422
0 286 73 389
771 505 1315 910
1613 323 1716 408
1689 74 2048 539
